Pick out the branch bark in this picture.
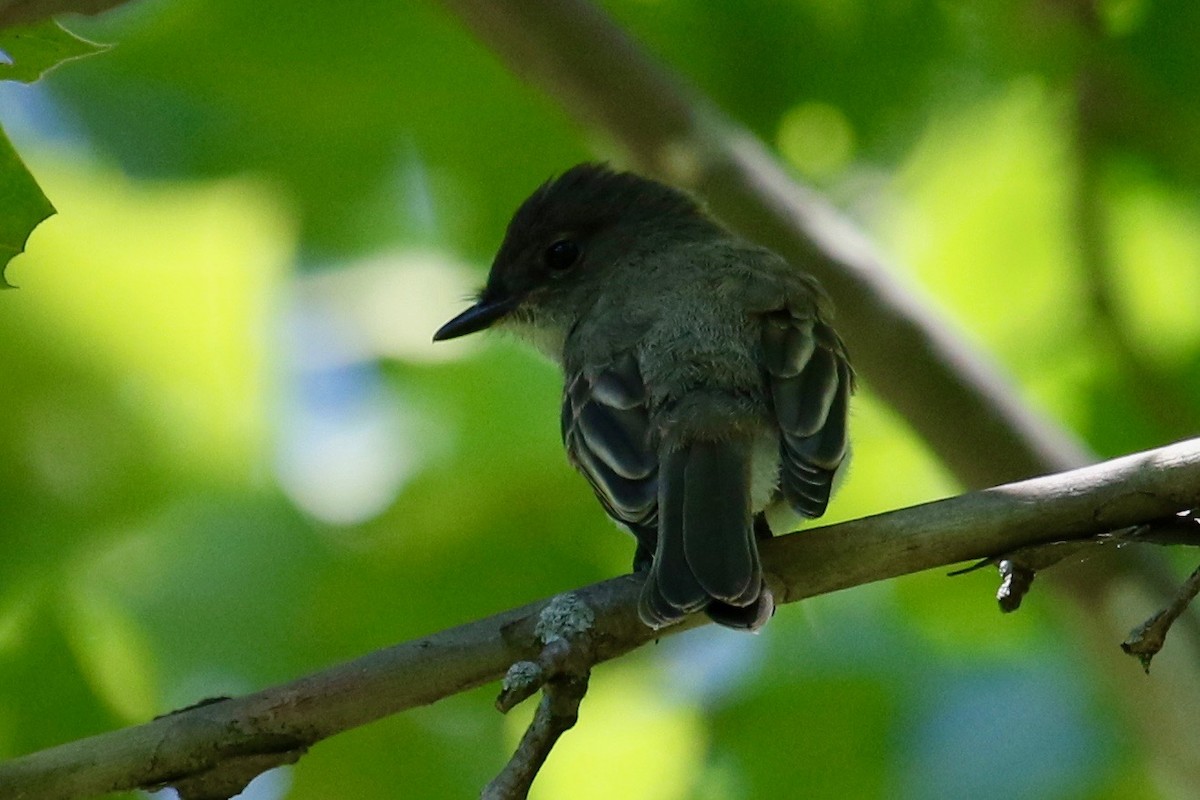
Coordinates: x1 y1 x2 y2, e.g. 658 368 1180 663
2 438 1199 800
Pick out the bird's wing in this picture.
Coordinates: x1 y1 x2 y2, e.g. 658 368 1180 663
762 305 853 519
561 350 659 554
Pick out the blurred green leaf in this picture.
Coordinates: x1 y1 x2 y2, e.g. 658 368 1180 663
712 674 895 800
0 126 53 287
0 19 106 83
0 600 120 754
291 692 504 800
60 581 159 723
0 20 106 285
49 0 585 257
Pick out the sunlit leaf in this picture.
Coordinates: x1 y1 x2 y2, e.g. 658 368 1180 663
60 581 158 722
12 155 293 477
0 19 107 83
0 126 53 287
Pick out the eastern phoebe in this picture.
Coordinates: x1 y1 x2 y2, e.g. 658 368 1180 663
435 164 852 630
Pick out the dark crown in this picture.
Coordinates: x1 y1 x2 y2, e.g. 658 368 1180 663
506 163 704 241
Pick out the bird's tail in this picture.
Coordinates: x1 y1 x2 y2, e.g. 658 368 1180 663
638 438 774 630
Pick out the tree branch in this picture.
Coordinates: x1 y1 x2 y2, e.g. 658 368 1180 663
1124 556 1200 673
3 437 1199 800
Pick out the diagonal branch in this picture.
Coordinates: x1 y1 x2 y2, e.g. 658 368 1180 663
1123 556 1200 673
2 437 1199 800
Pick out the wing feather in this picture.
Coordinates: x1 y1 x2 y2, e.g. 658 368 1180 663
765 309 852 520
562 354 658 533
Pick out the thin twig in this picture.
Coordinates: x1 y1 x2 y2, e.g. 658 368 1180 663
1123 564 1200 673
484 594 597 798
947 512 1200 612
482 673 589 800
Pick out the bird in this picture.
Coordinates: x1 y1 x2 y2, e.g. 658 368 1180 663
434 163 852 630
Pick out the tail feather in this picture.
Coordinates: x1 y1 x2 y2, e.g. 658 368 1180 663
650 447 709 614
638 438 768 630
681 440 758 604
706 587 776 630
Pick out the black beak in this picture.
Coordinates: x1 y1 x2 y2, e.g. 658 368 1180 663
433 296 516 342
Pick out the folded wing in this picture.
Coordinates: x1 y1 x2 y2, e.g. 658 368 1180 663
762 308 852 519
562 350 658 561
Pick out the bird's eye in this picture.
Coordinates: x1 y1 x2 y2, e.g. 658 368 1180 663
544 239 581 272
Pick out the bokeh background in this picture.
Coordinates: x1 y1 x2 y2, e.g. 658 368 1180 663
3 1 1200 798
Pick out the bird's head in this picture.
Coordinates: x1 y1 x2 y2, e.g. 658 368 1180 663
433 163 711 349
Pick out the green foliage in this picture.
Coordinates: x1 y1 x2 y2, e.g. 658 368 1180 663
0 20 107 83
0 20 105 284
0 127 52 286
2 1 1199 798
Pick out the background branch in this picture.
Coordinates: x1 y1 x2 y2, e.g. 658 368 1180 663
3 437 1199 800
1064 1 1199 442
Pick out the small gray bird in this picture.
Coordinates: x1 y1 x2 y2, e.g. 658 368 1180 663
435 164 852 630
